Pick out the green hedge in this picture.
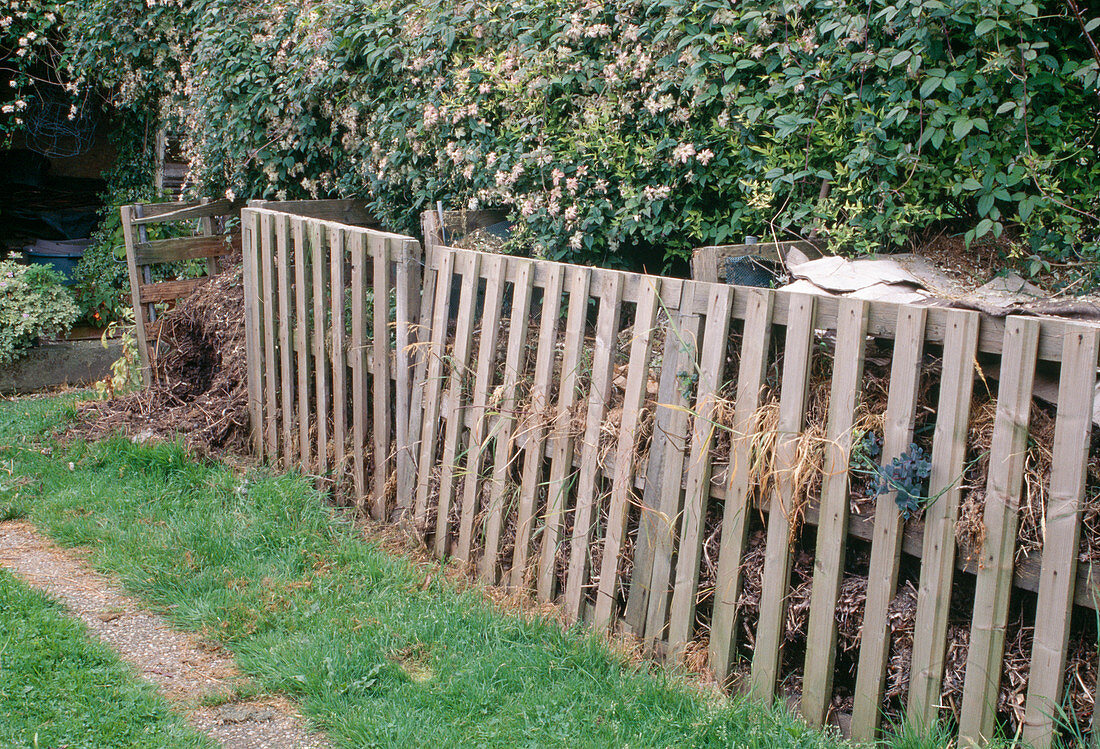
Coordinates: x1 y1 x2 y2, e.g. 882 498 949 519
13 1 1100 278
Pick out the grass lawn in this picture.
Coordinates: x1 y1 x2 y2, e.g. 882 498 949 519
0 566 212 749
0 394 986 748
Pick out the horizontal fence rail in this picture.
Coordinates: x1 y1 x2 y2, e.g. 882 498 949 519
241 205 1100 747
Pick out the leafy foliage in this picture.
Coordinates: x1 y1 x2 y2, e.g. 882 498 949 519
858 432 933 519
0 258 79 365
10 1 1100 278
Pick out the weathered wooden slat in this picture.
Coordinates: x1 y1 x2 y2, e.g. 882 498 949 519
276 214 296 466
329 228 347 484
350 232 368 504
480 262 535 583
748 293 817 705
371 234 393 519
130 199 236 224
405 252 440 516
510 264 566 589
132 235 238 265
393 237 422 508
259 212 279 460
960 317 1041 744
537 266 593 602
801 298 870 726
906 309 981 728
413 250 456 525
1022 326 1099 748
563 273 625 620
625 299 688 633
292 218 313 472
593 278 661 630
850 306 929 739
251 199 376 227
666 283 735 659
240 211 263 458
311 222 330 476
456 253 508 563
644 288 703 645
708 287 775 679
121 205 153 387
138 278 207 304
434 251 483 555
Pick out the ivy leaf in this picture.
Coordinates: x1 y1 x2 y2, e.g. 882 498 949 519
920 77 940 99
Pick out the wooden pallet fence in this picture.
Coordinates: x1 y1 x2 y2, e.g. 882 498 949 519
241 206 422 515
243 206 1100 747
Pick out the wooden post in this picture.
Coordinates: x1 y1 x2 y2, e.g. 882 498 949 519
240 210 263 459
350 232 368 505
310 222 329 476
260 211 279 460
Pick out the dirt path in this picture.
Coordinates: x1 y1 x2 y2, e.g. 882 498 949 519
0 521 328 749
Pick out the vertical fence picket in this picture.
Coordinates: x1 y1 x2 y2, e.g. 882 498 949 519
538 267 593 602
666 283 735 659
564 273 625 621
407 252 442 517
457 253 507 564
329 228 347 485
350 233 368 505
413 250 455 525
643 287 703 646
851 306 929 739
394 238 421 509
258 212 279 460
371 234 393 518
511 265 565 588
293 218 312 471
624 312 684 633
434 251 483 556
276 214 295 466
748 293 817 705
241 212 264 459
1022 326 1099 747
960 317 1041 743
480 261 535 583
708 288 775 679
593 278 661 630
801 297 869 726
906 309 981 728
310 222 329 476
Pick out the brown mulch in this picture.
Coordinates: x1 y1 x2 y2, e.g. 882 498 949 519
75 262 250 456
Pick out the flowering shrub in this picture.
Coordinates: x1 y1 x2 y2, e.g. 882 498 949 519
11 1 1100 279
0 259 79 366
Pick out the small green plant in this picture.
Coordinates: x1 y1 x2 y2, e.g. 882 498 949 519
855 432 933 519
0 257 80 366
93 312 143 399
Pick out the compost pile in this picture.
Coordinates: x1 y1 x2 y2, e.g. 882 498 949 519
77 261 250 455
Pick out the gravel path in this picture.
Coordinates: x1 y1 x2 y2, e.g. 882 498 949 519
0 520 329 749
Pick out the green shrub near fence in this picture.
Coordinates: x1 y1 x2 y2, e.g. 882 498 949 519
6 0 1100 281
